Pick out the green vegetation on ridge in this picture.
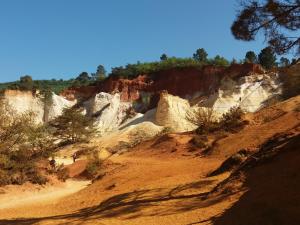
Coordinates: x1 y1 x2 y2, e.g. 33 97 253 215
0 46 297 94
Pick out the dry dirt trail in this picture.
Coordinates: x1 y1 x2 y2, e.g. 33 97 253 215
0 179 90 210
0 135 226 225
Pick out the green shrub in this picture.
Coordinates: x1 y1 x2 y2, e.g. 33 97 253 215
219 107 245 132
85 152 102 179
0 79 74 94
187 106 245 134
29 172 48 185
56 166 70 182
0 99 56 186
186 107 220 134
110 56 230 80
50 107 96 143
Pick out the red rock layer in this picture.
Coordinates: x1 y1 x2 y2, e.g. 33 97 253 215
60 63 264 102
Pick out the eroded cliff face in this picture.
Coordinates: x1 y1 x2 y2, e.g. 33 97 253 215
82 92 132 135
0 64 280 137
152 72 281 132
47 93 76 121
3 90 44 123
100 75 150 102
60 63 264 104
150 64 264 99
2 90 75 123
203 72 281 117
60 86 99 101
155 92 197 132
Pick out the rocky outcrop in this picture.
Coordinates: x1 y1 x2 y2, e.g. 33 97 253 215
60 63 264 104
3 90 45 123
203 72 281 117
60 86 99 101
47 93 76 121
149 64 264 99
155 92 197 132
153 72 280 132
82 92 132 135
2 90 75 123
99 75 150 101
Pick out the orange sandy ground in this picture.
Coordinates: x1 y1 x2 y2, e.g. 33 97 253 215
0 96 299 225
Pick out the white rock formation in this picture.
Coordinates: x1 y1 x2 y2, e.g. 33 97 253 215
2 90 75 124
1 72 281 137
152 73 281 132
83 92 132 135
155 92 197 132
203 73 281 117
119 108 156 129
47 93 76 121
3 90 44 123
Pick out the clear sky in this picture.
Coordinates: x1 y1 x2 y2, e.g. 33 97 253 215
0 0 285 82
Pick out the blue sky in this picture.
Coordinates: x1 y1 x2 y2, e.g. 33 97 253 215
0 0 287 82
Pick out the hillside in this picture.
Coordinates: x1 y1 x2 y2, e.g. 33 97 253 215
0 63 299 224
0 94 298 225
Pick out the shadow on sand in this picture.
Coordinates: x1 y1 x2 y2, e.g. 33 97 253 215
0 179 230 225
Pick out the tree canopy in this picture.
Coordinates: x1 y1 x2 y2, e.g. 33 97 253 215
193 48 208 63
19 75 34 91
245 51 258 63
280 57 291 67
160 54 168 61
258 46 277 69
50 108 95 143
95 65 106 81
231 0 300 55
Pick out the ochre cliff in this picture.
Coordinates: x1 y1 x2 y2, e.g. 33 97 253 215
60 63 264 102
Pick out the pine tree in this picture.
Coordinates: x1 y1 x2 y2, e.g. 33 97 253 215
258 47 277 69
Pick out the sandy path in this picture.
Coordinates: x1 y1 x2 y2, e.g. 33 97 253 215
0 179 90 210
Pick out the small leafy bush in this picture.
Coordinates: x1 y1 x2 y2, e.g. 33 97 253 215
219 107 245 132
187 106 246 135
56 166 70 182
186 107 219 134
85 152 102 179
0 99 55 186
110 56 230 80
50 107 96 143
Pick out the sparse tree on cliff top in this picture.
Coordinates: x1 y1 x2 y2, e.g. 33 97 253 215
76 72 90 82
279 57 290 67
245 51 258 63
231 0 300 55
95 65 106 80
258 47 277 69
160 54 168 61
74 72 91 86
193 48 208 63
210 55 230 66
19 75 34 91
